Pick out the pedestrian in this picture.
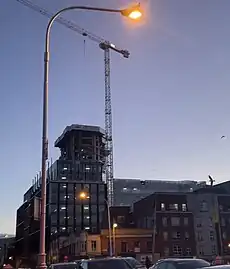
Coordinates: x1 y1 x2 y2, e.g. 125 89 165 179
145 256 151 269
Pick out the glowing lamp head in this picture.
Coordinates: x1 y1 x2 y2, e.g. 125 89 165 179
128 10 142 20
113 223 118 228
79 192 87 199
121 3 142 20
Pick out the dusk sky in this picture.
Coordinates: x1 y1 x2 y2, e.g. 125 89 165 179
1 0 230 234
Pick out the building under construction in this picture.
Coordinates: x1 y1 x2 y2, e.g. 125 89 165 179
54 124 107 181
15 124 108 265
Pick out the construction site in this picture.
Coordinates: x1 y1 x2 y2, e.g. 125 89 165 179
14 0 133 206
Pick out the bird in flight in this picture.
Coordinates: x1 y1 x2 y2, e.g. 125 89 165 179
221 136 226 139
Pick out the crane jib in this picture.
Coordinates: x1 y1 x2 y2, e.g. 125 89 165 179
99 43 130 58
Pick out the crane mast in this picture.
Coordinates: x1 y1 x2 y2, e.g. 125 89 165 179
99 44 113 206
15 0 130 206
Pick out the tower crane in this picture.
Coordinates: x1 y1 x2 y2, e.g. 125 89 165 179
15 0 130 206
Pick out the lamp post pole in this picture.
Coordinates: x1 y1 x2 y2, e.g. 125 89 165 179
38 4 142 269
112 224 117 256
105 199 113 256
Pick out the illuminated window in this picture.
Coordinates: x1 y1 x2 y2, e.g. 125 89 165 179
182 203 187 211
161 203 165 211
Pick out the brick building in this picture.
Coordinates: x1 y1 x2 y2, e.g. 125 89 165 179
218 195 230 257
100 228 152 260
134 193 196 260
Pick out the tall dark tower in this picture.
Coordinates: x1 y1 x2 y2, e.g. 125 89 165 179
46 125 107 236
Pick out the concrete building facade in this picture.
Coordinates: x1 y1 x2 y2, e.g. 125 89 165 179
113 178 206 207
187 193 219 258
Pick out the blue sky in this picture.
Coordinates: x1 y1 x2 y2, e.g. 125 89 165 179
1 0 230 233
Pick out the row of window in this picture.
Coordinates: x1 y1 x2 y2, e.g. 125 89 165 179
160 203 187 212
162 246 192 256
197 231 215 241
162 217 189 226
219 204 230 212
196 217 230 230
66 240 152 255
162 231 190 240
50 225 98 235
160 201 211 212
198 245 216 255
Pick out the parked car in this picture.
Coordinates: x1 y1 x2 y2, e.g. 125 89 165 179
206 264 230 269
121 257 147 269
49 262 81 269
79 257 133 269
150 258 210 269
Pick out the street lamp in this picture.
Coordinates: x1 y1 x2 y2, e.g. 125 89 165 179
38 3 142 269
112 223 118 256
79 192 87 199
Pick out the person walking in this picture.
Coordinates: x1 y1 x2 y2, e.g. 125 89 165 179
145 256 151 269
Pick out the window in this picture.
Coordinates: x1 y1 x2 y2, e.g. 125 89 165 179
81 241 86 252
91 240 96 251
121 242 127 253
163 247 169 257
162 217 167 227
147 241 152 251
173 245 182 255
210 231 214 241
50 212 57 225
196 218 202 227
184 217 188 226
199 246 204 255
172 231 180 239
200 201 208 212
134 241 140 248
117 215 125 223
185 232 189 239
182 204 187 212
221 217 226 226
212 245 216 254
163 231 168 241
186 247 191 255
83 205 89 211
59 210 66 226
209 217 213 227
171 217 180 226
197 232 203 241
161 203 165 211
169 204 178 211
91 205 97 214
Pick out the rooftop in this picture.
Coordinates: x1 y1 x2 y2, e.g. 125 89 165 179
54 124 105 147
